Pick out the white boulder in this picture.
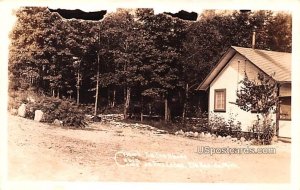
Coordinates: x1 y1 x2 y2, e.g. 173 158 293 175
17 103 26 117
34 110 44 122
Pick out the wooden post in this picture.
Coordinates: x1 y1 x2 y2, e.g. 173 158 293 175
276 83 280 136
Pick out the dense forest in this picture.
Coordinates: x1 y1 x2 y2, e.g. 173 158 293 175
8 7 292 122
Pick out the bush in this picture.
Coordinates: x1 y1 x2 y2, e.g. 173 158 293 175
10 90 87 128
208 112 242 137
250 118 275 145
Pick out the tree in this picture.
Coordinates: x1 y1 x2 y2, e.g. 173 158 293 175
9 7 57 92
9 7 75 97
139 11 188 122
265 12 292 52
236 72 278 144
99 9 155 119
98 9 135 118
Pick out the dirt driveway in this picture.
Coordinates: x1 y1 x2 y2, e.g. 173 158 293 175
8 115 290 183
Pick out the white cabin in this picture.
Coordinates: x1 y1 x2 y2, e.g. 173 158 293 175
197 46 291 138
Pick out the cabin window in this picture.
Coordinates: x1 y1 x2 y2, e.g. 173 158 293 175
279 96 291 120
214 89 226 112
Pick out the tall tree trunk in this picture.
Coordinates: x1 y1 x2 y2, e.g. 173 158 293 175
164 97 170 122
94 53 100 116
182 83 189 122
140 96 143 122
94 27 101 116
76 70 80 104
107 89 111 107
112 88 116 108
123 87 127 103
57 89 60 99
124 87 131 119
52 89 55 97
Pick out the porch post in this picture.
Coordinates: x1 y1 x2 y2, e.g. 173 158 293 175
275 83 280 136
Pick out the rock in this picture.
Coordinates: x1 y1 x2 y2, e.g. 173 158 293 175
226 135 231 139
240 137 246 142
17 103 26 117
53 119 63 126
217 135 223 140
85 114 93 120
211 134 217 140
85 115 101 122
148 126 156 130
135 124 140 128
237 140 242 145
185 132 193 137
10 108 18 115
178 130 184 135
194 132 199 138
34 110 44 122
199 132 205 138
244 141 251 146
156 129 167 134
205 133 212 138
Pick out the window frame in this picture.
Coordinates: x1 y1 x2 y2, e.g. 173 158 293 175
214 89 226 112
279 96 291 121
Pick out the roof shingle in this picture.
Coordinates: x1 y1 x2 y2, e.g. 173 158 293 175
232 46 291 82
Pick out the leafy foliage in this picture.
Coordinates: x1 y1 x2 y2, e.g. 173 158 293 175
8 8 291 124
236 72 278 144
236 72 278 114
25 94 86 127
208 112 242 137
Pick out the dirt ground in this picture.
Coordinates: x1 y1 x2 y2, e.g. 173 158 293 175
7 115 291 183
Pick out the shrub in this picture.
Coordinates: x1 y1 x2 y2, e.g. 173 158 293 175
10 90 87 128
208 112 242 137
250 117 275 145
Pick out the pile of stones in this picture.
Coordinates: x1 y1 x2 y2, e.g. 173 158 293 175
174 129 252 145
110 121 168 134
97 114 125 122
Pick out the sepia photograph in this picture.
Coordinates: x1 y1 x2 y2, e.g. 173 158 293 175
0 0 299 190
